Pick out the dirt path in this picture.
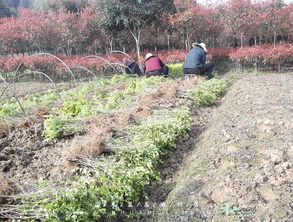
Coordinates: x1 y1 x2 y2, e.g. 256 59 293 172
149 74 293 222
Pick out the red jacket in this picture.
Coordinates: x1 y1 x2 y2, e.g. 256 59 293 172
144 57 164 73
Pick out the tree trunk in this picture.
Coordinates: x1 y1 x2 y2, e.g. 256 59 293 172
109 39 113 52
273 30 277 47
186 31 191 51
155 30 158 52
135 36 141 64
167 34 170 50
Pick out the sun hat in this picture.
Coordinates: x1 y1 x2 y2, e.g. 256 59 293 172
145 53 153 60
192 42 208 52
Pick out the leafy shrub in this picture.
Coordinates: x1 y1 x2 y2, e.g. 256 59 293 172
0 100 24 119
110 73 130 84
229 44 293 71
208 79 228 96
168 63 183 78
60 98 90 116
186 79 227 106
42 179 107 222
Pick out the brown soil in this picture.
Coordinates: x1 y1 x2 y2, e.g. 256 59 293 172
141 73 293 222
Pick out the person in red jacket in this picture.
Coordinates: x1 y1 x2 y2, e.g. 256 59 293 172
143 53 169 77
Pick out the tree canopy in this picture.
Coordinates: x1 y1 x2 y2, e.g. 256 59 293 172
0 0 292 56
97 0 175 31
96 0 175 62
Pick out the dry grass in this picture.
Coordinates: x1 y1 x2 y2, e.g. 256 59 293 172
17 106 49 129
0 174 12 196
177 76 203 91
64 109 139 165
136 80 179 114
105 79 127 91
64 116 114 165
109 109 136 126
0 120 9 138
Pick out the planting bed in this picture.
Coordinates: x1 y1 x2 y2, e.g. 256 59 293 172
0 71 228 221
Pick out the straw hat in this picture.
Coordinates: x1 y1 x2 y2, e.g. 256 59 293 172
192 43 208 53
145 53 153 60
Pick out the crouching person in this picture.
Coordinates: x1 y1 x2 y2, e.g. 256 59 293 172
144 53 169 77
183 43 214 80
124 59 143 76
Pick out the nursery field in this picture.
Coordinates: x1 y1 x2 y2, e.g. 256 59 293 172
0 71 228 221
1 0 293 220
1 63 293 222
1 66 293 222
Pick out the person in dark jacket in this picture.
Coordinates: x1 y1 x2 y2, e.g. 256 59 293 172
124 59 143 76
183 43 214 80
144 53 169 77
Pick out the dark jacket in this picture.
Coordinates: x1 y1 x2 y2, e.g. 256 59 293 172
124 60 143 76
183 46 206 69
144 56 165 74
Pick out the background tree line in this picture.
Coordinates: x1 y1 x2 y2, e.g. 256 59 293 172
0 0 292 59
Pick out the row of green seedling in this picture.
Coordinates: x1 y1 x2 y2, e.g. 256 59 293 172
0 74 132 120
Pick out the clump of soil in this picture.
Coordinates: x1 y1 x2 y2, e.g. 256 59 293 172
0 120 9 139
0 106 72 197
152 74 293 222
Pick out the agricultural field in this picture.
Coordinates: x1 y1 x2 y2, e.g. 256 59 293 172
1 66 293 222
1 0 293 221
0 67 228 221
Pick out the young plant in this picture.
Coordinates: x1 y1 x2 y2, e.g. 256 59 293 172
186 79 227 106
168 63 183 78
43 115 84 139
